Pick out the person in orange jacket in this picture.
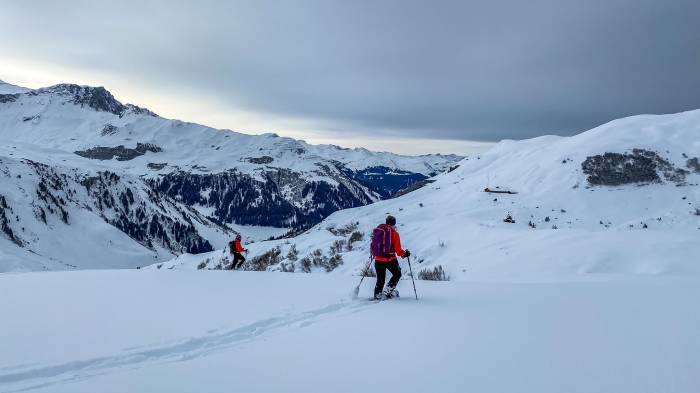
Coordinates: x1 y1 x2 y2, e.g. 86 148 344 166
372 215 410 299
229 234 247 270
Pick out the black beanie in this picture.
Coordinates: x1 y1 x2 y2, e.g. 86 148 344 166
386 215 396 225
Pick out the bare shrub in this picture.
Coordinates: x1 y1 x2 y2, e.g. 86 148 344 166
330 239 346 254
280 260 295 273
300 256 312 273
417 265 450 281
244 246 282 271
360 263 376 277
327 222 359 236
347 230 364 251
286 244 298 261
325 254 343 272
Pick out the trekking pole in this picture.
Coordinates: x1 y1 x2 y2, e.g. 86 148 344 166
353 255 374 298
407 255 418 300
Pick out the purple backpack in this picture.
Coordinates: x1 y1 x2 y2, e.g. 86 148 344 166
371 224 392 258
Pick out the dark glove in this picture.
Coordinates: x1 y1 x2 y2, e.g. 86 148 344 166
403 250 411 258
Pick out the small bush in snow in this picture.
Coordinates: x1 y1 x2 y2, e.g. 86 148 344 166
330 239 346 254
417 265 449 281
280 260 295 273
346 230 364 251
438 239 446 247
694 208 700 216
503 214 515 223
327 222 359 237
300 257 312 273
325 254 343 272
197 261 207 270
310 248 329 270
361 263 376 277
286 244 298 261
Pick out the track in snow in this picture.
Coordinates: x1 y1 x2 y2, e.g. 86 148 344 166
0 298 376 392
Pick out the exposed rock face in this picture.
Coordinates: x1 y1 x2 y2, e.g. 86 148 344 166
75 143 163 161
0 94 19 103
582 149 689 186
101 124 118 136
247 156 274 164
33 84 126 115
147 162 168 170
28 84 158 117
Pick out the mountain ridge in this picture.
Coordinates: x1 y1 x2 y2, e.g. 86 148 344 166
0 81 461 271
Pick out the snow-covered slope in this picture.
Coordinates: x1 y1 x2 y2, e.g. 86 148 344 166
167 109 700 277
0 79 29 94
0 82 460 271
1 270 698 393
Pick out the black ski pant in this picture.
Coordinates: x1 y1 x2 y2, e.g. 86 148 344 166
374 259 401 296
232 252 246 269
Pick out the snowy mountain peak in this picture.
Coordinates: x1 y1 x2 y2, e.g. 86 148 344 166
28 83 158 117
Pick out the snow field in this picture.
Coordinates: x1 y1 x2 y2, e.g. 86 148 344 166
1 270 698 392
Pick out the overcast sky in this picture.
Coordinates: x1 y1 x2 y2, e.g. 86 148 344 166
1 0 699 154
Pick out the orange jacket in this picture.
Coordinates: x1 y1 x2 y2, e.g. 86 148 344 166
374 227 406 262
233 239 246 253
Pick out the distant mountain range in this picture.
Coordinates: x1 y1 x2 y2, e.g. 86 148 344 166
0 80 461 271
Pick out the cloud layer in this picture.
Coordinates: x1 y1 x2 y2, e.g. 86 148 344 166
1 0 699 145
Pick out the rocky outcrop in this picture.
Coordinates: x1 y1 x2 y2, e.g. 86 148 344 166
247 156 274 164
75 143 163 161
29 84 158 118
0 93 19 103
582 149 690 186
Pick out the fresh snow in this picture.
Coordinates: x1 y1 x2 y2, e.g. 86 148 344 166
0 270 698 392
0 80 30 94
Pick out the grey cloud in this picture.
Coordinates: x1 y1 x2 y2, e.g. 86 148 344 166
1 0 699 141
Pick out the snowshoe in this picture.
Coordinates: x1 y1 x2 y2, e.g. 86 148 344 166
383 287 399 299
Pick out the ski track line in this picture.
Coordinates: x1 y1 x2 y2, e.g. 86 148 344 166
0 298 375 392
